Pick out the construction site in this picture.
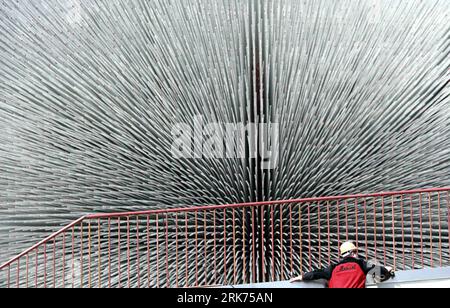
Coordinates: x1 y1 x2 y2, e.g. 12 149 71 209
0 0 449 288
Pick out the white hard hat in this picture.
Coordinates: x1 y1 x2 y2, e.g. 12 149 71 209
340 241 357 256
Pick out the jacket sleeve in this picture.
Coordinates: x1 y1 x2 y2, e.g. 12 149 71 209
302 265 334 281
361 260 376 275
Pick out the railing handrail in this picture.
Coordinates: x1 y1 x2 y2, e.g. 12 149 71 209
2 186 449 271
0 217 86 270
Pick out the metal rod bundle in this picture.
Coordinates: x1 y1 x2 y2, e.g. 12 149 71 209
0 0 449 287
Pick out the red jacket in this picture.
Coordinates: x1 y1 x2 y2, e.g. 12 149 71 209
328 261 367 288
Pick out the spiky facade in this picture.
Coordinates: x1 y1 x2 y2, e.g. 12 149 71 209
0 0 449 286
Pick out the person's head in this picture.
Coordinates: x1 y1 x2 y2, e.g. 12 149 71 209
340 241 358 258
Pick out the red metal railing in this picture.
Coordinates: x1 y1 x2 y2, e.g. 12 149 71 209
1 187 450 288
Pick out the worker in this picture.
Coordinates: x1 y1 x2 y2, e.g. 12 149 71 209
290 241 395 288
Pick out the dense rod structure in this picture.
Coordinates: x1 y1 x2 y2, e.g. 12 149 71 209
0 0 449 286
